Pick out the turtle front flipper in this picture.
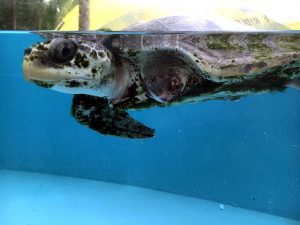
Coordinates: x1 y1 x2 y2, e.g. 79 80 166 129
71 95 154 138
141 50 202 103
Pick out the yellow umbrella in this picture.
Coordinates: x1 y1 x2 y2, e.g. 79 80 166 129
57 0 300 31
57 0 175 30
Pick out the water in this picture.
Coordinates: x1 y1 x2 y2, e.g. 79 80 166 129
0 31 300 224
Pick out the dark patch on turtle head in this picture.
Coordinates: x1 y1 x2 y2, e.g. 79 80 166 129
65 80 81 88
74 53 89 68
90 50 98 59
33 80 54 88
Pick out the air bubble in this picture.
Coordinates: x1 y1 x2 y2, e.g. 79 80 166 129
219 204 225 210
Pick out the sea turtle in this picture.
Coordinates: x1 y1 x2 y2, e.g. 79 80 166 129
22 16 300 138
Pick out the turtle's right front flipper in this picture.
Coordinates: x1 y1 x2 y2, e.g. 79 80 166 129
71 94 154 138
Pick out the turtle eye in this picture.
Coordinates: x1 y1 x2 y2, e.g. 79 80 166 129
48 38 77 63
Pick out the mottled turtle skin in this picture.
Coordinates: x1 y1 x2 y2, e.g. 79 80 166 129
23 17 300 138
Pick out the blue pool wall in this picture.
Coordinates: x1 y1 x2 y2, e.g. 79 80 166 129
0 32 299 220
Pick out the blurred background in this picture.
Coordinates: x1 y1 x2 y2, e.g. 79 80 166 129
1 0 300 31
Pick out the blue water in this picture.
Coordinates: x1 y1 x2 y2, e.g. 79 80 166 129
0 32 300 221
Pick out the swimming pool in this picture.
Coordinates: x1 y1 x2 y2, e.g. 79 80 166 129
0 31 299 225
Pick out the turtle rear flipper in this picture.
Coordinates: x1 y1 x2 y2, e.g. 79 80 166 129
72 95 154 138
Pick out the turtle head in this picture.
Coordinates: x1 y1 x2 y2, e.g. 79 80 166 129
23 38 117 98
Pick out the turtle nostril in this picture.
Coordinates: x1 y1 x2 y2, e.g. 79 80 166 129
24 48 32 56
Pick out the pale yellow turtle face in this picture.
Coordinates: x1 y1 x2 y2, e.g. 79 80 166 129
23 38 116 97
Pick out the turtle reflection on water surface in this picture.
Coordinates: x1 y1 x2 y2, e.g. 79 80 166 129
22 28 300 138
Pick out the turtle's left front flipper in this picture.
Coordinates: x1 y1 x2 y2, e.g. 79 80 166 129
71 95 154 138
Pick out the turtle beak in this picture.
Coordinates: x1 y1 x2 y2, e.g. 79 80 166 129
22 46 63 82
23 48 31 81
22 53 75 83
22 59 58 82
22 58 33 81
